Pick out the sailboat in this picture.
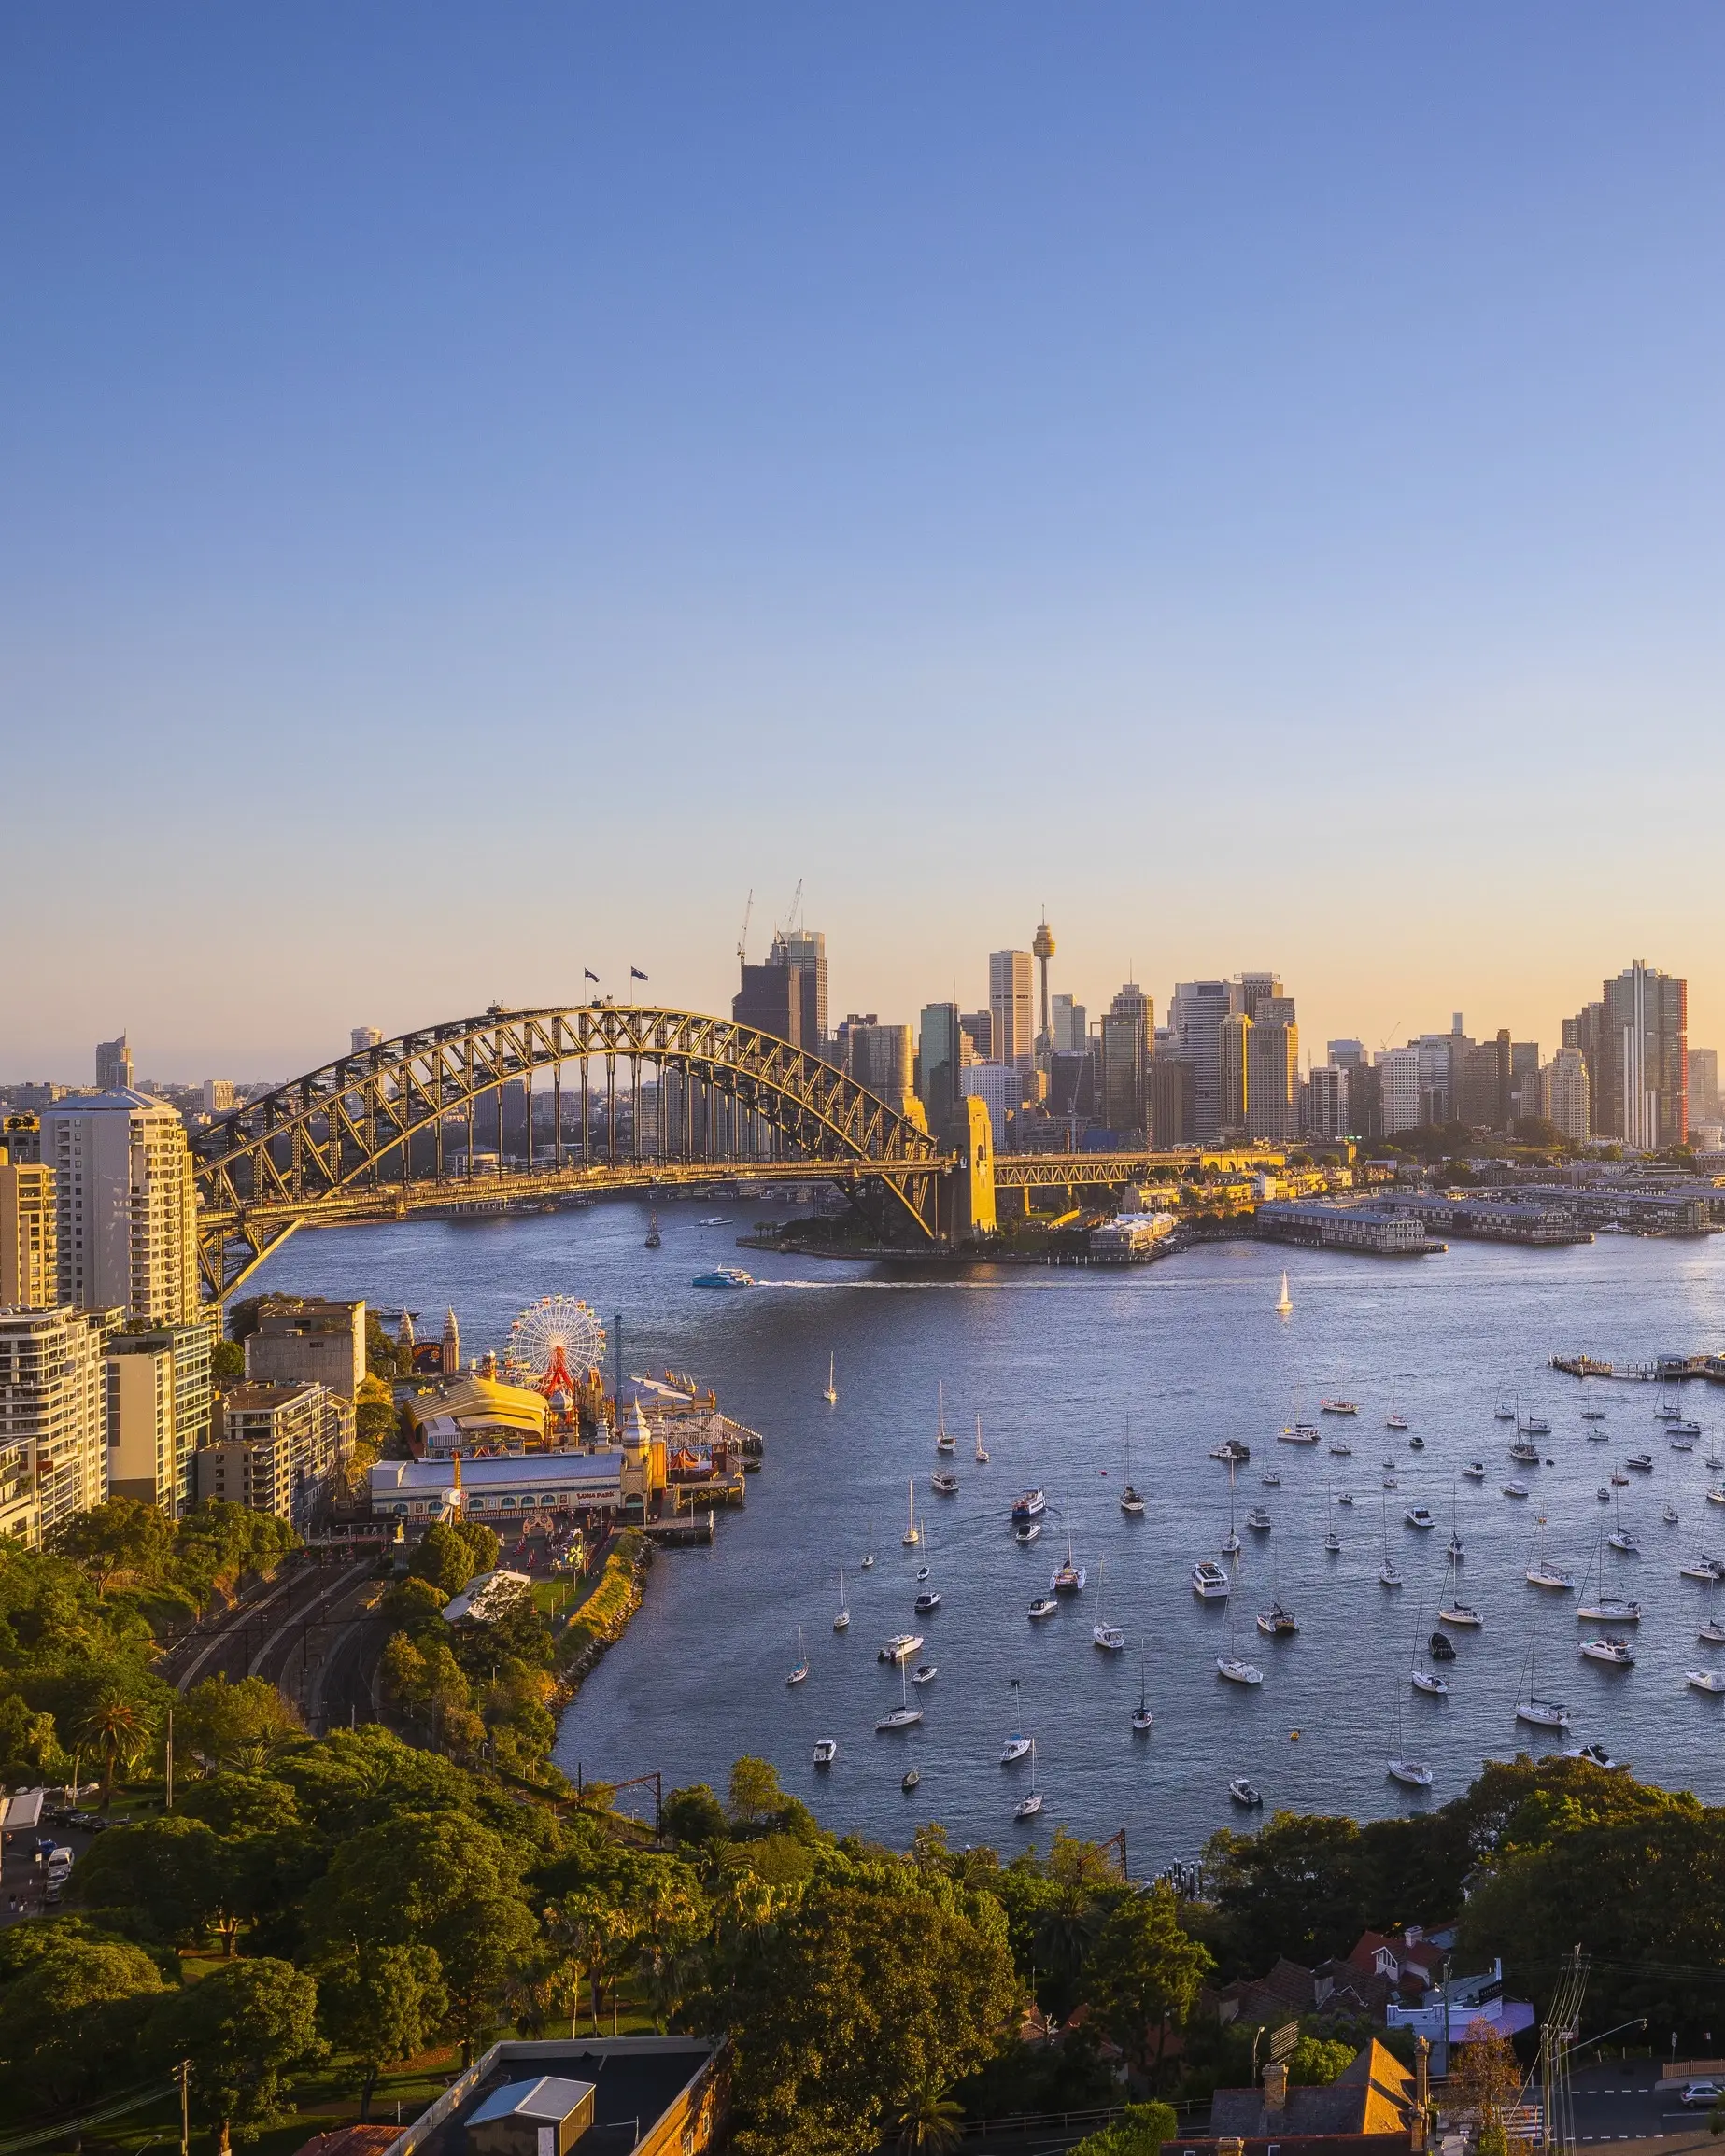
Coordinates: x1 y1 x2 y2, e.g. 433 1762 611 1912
974 1413 989 1464
935 1382 955 1456
1525 1515 1574 1592
1514 1591 1570 1729
833 1561 850 1632
1386 1389 1409 1433
1120 1426 1145 1515
1222 1461 1242 1556
1387 1680 1434 1788
1013 1739 1043 1818
1446 1481 1465 1564
875 1660 924 1731
1576 1521 1642 1623
1379 1491 1403 1587
644 1211 661 1248
1607 1486 1639 1555
1275 1268 1293 1316
1132 1654 1154 1732
822 1352 838 1406
1000 1678 1032 1763
860 1517 875 1570
1410 1590 1449 1695
786 1626 810 1685
902 1481 920 1546
1324 1487 1342 1555
1216 1554 1264 1684
1092 1561 1125 1651
1437 1538 1480 1627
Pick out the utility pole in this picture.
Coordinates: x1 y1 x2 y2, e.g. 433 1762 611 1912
164 1707 174 1811
176 2056 191 2156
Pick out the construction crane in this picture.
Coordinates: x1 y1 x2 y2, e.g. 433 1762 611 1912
779 878 804 939
737 890 754 969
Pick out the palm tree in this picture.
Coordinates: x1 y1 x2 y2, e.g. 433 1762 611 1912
83 1688 149 1801
895 2083 964 2154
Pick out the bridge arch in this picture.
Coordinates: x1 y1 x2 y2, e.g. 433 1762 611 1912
191 1004 954 1300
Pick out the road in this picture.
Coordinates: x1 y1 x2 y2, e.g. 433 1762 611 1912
1569 2061 1722 2144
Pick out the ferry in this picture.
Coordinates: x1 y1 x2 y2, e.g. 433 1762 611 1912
692 1264 754 1289
1191 1559 1232 1599
1011 1489 1047 1524
877 1632 924 1663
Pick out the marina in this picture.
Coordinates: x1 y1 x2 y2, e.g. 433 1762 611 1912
270 1201 1725 1857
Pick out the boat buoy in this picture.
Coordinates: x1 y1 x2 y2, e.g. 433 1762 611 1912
1290 1730 1301 1741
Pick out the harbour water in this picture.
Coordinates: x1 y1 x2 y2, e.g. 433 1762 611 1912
269 1203 1725 1864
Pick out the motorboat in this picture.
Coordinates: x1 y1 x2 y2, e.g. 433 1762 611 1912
1255 1601 1298 1637
1699 1619 1725 1646
1627 1452 1655 1472
1686 1669 1725 1694
913 1589 941 1614
813 1739 838 1767
1210 1438 1251 1463
1577 1596 1641 1623
1516 1697 1570 1728
1027 1596 1059 1620
1245 1507 1273 1532
878 1633 924 1663
930 1470 959 1497
1321 1399 1359 1416
1011 1489 1047 1522
1409 1435 1425 1451
911 1662 939 1685
1405 1506 1435 1531
1279 1422 1322 1445
1503 1481 1530 1500
1015 1520 1042 1545
1217 1654 1263 1684
1596 1487 1611 1503
1608 1527 1639 1554
1708 1487 1725 1508
901 1768 920 1792
1388 1757 1435 1787
1578 1635 1635 1667
1562 1740 1621 1768
1336 1490 1356 1505
1228 1777 1264 1807
1261 1471 1281 1487
1428 1630 1458 1660
1438 1601 1483 1627
692 1265 754 1289
1463 1460 1487 1480
1382 1477 1399 1491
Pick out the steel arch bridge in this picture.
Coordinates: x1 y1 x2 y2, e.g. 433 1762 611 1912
191 1004 961 1301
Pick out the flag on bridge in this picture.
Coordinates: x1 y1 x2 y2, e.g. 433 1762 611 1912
630 966 649 981
584 968 599 982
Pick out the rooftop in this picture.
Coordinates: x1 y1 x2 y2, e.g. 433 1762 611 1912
380 2036 721 2156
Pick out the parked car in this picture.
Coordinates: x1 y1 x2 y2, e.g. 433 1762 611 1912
1679 2084 1722 2110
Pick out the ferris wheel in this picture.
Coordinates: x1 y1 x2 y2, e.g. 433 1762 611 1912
505 1296 606 1398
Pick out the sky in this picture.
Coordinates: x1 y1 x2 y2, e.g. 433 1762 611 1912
4 5 1724 1082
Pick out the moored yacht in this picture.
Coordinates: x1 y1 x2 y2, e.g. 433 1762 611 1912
1192 1558 1232 1599
813 1738 838 1766
1015 1519 1042 1545
1438 1600 1483 1627
1027 1595 1059 1620
1463 1460 1487 1480
1405 1505 1435 1530
1011 1488 1047 1523
1255 1600 1298 1637
1210 1437 1251 1463
878 1632 924 1662
934 1382 955 1455
930 1469 958 1497
1686 1669 1725 1694
1577 1595 1641 1622
1321 1398 1359 1416
1578 1634 1635 1667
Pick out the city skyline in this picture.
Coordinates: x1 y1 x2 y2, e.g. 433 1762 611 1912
7 10 1725 1075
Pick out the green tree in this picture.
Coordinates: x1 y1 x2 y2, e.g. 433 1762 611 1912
1083 1883 1212 2078
1289 2034 1357 2085
0 1690 68 1783
728 1754 785 1830
0 1932 168 2112
354 1374 399 1449
49 1497 175 1592
318 1943 446 2120
210 1336 246 1386
895 2080 965 2153
1067 2102 1181 2156
83 1682 156 1798
663 1783 728 1846
725 1880 1021 2156
69 1813 221 1945
408 1520 477 1597
179 1674 304 1770
148 1956 324 2153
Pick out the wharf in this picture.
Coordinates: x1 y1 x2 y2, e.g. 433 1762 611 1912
1551 1351 1725 1383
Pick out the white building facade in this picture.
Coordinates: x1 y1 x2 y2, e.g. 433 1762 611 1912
38 1091 200 1325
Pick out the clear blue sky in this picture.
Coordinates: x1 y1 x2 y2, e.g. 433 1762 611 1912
5 6 1724 1078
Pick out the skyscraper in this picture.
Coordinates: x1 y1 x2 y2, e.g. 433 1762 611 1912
1689 1048 1719 1125
1051 994 1087 1053
1168 980 1232 1141
1598 961 1687 1148
1540 1049 1591 1144
1099 983 1153 1137
1246 1010 1299 1141
732 960 805 1047
770 928 828 1058
38 1090 200 1325
989 951 1035 1073
0 1305 111 1544
1219 1013 1251 1136
351 1026 383 1054
95 1035 133 1092
0 1141 56 1308
1305 1064 1350 1141
1378 1047 1422 1135
917 1005 965 1130
843 1021 915 1116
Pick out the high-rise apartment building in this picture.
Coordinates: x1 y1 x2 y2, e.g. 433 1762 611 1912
1540 1050 1591 1145
1305 1064 1350 1141
1244 998 1298 1142
917 1005 966 1130
1459 1031 1512 1132
197 1380 353 1532
107 1318 215 1512
1378 1047 1422 1135
1168 981 1232 1141
1151 1057 1196 1146
1099 983 1153 1138
351 1026 383 1054
38 1092 200 1325
0 1305 113 1545
1597 961 1687 1148
0 1145 56 1309
769 928 828 1057
989 951 1035 1074
95 1035 134 1092
1219 1014 1251 1136
203 1079 237 1114
1688 1048 1719 1125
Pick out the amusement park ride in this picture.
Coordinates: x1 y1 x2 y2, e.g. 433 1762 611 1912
504 1296 606 1404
